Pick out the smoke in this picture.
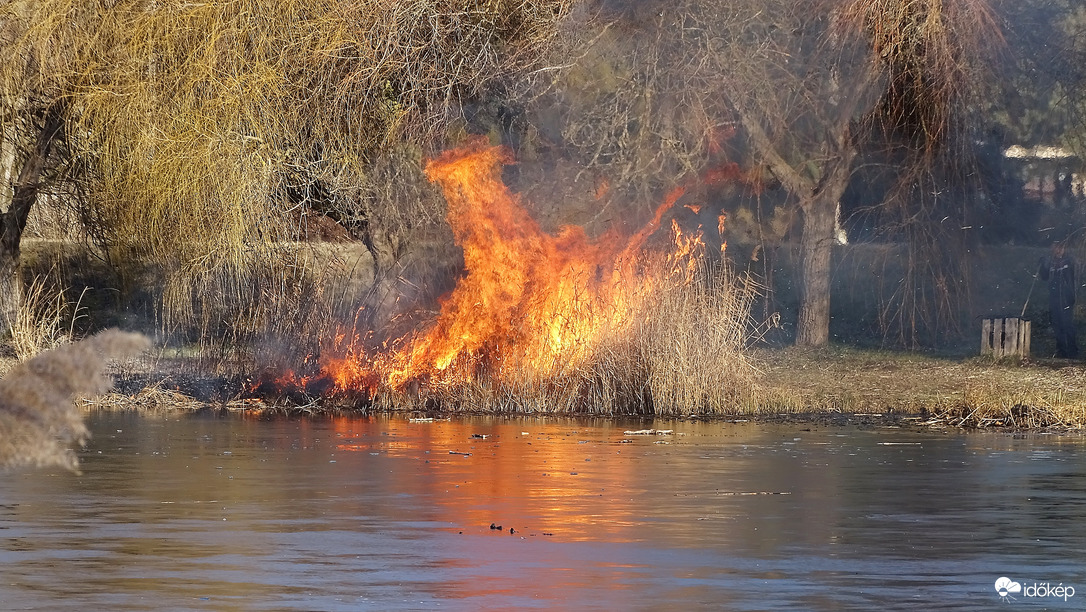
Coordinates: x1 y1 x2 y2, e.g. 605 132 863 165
0 329 151 473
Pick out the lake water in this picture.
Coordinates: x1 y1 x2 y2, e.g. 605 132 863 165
1 411 1084 611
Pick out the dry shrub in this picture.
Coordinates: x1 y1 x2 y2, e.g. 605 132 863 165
84 382 205 414
0 329 150 472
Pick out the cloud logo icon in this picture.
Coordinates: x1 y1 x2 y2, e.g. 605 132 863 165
995 577 1022 597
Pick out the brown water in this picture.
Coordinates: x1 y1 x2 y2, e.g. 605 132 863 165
1 411 1084 611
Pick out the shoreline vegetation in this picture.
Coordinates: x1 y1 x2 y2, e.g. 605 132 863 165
58 344 1086 432
5 238 1086 435
1 320 1084 480
9 236 1086 431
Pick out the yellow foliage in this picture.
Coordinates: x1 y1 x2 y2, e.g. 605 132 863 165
0 0 572 333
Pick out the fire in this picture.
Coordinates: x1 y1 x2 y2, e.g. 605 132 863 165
384 139 664 390
267 137 753 404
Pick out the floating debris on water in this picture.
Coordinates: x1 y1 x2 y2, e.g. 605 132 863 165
715 491 793 496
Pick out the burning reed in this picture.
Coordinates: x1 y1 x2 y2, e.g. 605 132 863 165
275 139 760 414
0 329 150 472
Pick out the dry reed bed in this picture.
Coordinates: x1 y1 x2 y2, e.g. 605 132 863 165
94 347 1086 429
354 259 760 416
12 331 1086 431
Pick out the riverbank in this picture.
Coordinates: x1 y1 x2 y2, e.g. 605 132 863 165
5 240 1085 429
752 346 1086 429
5 335 1084 429
42 344 1081 430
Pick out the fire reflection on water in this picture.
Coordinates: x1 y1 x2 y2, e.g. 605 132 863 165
6 412 1078 610
323 416 840 550
331 416 651 541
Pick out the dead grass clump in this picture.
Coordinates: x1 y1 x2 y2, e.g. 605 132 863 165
0 329 150 472
7 273 85 361
931 370 1086 429
82 381 205 414
931 403 1083 429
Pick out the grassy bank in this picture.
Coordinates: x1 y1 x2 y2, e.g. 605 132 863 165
42 344 1080 430
752 346 1086 428
4 336 1085 428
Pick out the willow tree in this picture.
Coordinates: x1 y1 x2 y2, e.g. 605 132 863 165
509 0 999 347
0 0 571 338
683 0 1001 346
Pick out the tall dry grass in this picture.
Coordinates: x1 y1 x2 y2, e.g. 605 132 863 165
638 262 759 414
6 271 88 360
0 329 150 472
375 253 759 415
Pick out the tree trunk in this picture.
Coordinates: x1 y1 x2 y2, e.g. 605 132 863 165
0 104 65 332
357 217 404 330
795 161 854 347
795 197 836 346
734 109 856 347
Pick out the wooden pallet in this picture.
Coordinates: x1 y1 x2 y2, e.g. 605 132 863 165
981 317 1031 358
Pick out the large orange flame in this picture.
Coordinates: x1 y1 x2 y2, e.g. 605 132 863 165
268 138 752 402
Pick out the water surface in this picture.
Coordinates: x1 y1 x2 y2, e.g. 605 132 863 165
1 411 1083 610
